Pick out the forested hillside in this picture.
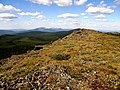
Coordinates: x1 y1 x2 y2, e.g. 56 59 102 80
0 30 73 60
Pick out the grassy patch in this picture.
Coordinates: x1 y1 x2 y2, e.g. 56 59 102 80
51 53 71 60
107 65 117 70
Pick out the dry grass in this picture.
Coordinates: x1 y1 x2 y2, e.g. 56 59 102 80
0 29 120 89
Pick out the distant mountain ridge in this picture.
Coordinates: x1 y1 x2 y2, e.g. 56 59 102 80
0 28 69 36
31 27 69 32
0 30 16 36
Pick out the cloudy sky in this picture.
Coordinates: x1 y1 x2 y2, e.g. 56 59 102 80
0 0 120 31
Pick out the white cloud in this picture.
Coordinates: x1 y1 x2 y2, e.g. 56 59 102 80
0 18 120 32
98 1 108 7
18 12 41 16
0 3 21 12
93 21 120 32
87 3 93 8
29 0 52 5
95 14 106 19
57 13 79 18
83 16 88 18
29 0 72 6
54 0 72 6
0 13 17 19
96 19 108 22
86 6 114 15
37 14 45 19
81 13 88 18
75 0 87 5
86 1 114 15
100 1 104 5
81 13 86 16
85 1 115 21
115 0 120 4
18 12 45 19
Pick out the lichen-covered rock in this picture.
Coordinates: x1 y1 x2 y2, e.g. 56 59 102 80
0 65 83 90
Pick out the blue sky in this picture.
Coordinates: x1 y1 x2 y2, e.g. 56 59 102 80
0 0 120 32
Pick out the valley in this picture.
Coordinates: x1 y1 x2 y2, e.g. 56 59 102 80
0 29 74 60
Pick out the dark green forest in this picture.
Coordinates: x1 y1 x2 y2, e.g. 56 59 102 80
0 30 73 60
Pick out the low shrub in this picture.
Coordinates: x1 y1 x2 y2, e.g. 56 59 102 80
51 54 70 60
107 65 117 70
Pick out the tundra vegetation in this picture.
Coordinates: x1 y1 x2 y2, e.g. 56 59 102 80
0 29 120 90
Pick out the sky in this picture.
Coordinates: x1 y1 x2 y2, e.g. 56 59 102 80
0 0 120 32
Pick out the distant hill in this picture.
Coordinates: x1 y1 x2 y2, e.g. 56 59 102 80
0 28 69 36
31 27 69 32
0 29 120 90
0 30 16 36
0 30 74 60
106 32 120 37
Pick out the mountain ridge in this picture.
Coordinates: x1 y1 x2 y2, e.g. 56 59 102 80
0 29 120 90
0 28 70 36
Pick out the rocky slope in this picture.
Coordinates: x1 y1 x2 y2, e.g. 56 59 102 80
0 29 120 90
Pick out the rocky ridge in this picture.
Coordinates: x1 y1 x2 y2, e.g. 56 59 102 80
0 29 120 90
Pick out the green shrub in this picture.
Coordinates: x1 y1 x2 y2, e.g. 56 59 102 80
51 54 70 60
107 65 117 70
